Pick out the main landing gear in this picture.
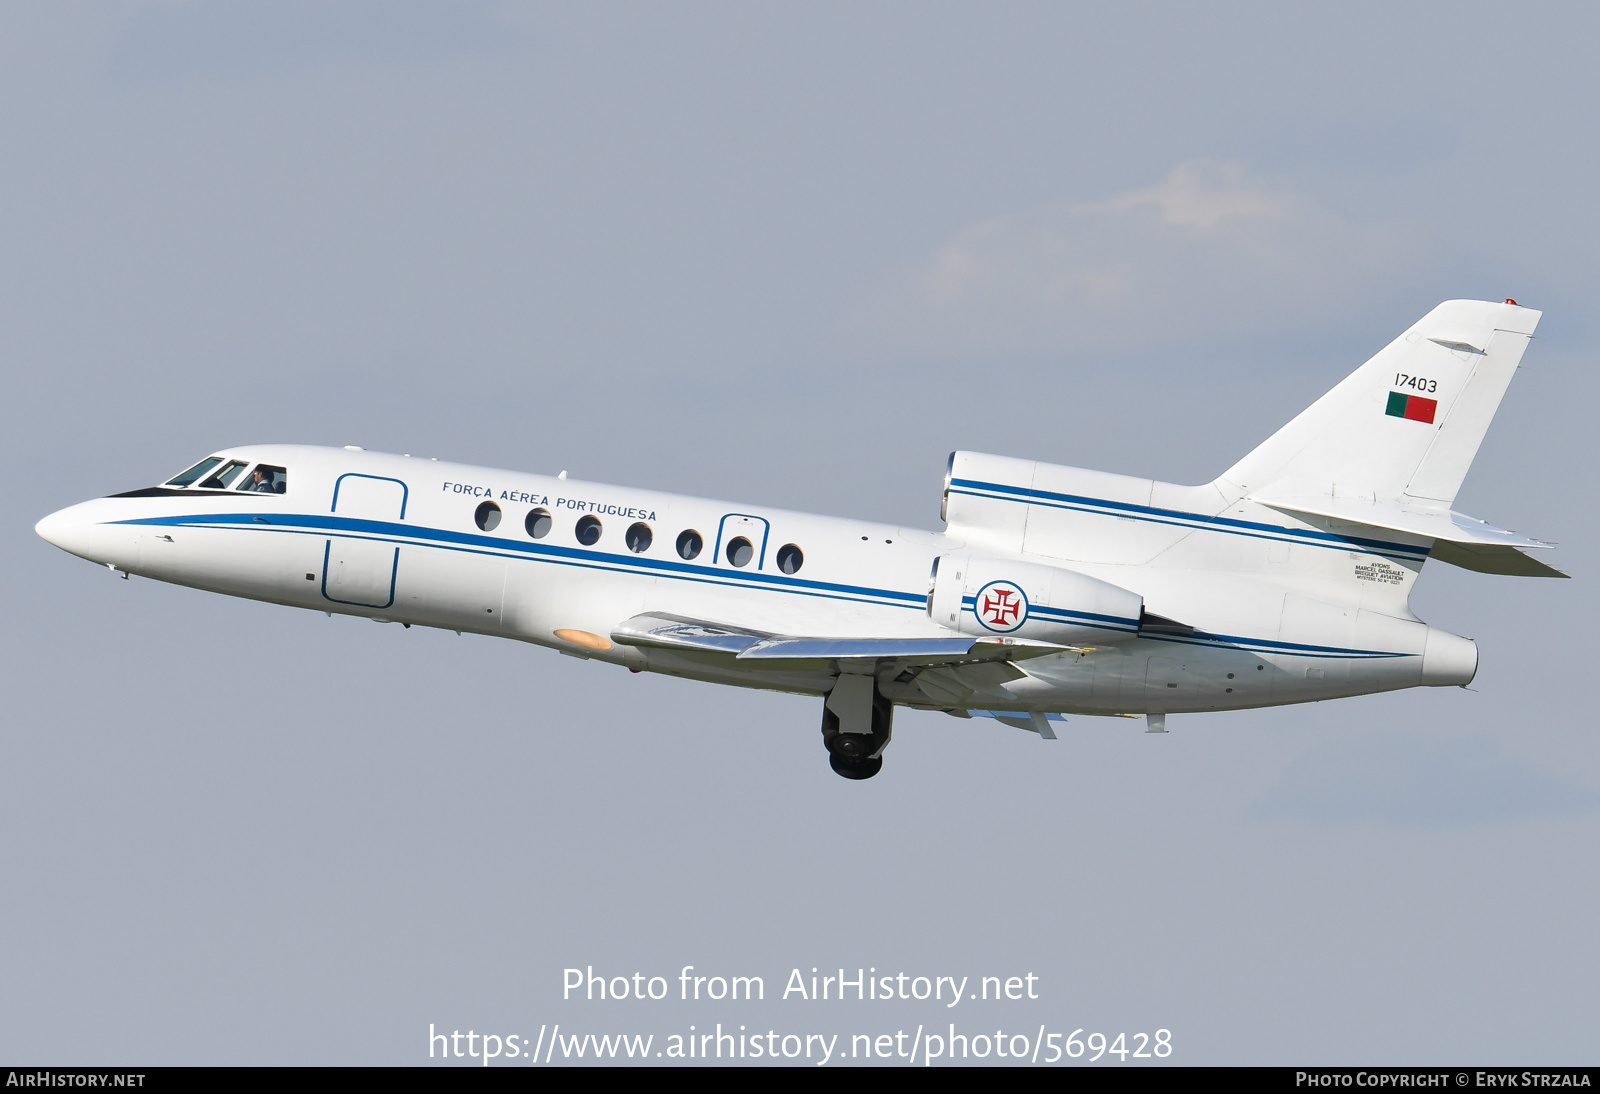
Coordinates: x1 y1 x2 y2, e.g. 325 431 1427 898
820 673 893 780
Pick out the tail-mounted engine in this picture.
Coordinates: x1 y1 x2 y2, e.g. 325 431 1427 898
928 553 1143 645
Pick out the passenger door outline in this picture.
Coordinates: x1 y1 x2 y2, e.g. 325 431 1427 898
321 539 399 609
323 472 409 609
330 473 409 519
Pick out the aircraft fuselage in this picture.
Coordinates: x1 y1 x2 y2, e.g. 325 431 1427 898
36 444 1477 723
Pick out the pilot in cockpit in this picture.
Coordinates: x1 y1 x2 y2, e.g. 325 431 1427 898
243 465 286 494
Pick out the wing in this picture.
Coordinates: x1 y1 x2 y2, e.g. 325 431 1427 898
610 612 1081 667
609 613 772 655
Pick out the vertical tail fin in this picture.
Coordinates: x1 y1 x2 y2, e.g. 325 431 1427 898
1215 300 1540 506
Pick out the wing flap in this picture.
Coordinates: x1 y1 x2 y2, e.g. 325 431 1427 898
967 709 1067 737
915 671 974 705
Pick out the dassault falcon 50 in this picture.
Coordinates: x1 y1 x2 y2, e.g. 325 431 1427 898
37 300 1562 778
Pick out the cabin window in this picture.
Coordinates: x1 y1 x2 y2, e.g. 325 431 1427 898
575 515 602 546
198 460 250 490
236 465 287 493
676 529 703 560
726 536 754 568
525 507 553 539
625 522 652 553
475 501 502 531
166 457 222 487
776 543 804 574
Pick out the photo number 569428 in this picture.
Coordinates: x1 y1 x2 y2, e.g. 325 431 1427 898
1051 1029 1172 1061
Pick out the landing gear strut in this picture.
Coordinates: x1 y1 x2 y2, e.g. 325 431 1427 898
820 673 893 780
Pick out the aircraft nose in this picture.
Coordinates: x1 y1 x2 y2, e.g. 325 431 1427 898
36 500 130 568
35 505 80 551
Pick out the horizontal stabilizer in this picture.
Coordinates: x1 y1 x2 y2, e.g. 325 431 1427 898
1427 540 1568 578
1253 494 1552 549
611 613 1081 666
1252 495 1565 578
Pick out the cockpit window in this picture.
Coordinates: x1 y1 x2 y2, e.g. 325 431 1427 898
162 456 288 492
236 465 287 494
166 457 223 487
198 460 250 490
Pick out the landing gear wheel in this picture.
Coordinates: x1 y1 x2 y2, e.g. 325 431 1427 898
830 753 883 780
820 677 895 779
826 732 877 761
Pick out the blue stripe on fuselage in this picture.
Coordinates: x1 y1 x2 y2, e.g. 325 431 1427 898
112 510 1409 659
955 596 1398 658
948 478 1431 560
115 511 924 609
958 593 1140 632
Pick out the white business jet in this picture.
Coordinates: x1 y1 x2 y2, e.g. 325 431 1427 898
37 300 1562 778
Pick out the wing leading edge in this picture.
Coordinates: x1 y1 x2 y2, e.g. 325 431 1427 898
610 612 1081 667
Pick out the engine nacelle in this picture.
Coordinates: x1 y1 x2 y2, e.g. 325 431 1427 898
928 552 1143 645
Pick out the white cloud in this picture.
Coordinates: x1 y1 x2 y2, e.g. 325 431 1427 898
1086 160 1293 229
862 160 1412 355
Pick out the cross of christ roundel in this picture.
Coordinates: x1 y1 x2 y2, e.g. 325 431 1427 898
974 579 1029 633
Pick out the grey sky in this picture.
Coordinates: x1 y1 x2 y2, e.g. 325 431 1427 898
2 2 1596 1064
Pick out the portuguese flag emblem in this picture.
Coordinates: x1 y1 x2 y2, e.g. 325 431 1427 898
1386 391 1437 424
